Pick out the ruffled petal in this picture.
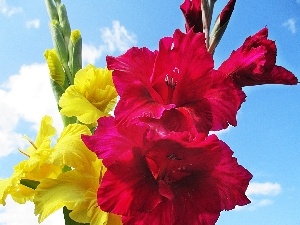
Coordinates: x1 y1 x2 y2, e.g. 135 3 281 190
212 141 253 210
82 116 149 168
152 29 214 106
59 65 117 125
107 47 158 97
180 0 203 33
219 27 298 86
50 124 94 169
97 150 161 216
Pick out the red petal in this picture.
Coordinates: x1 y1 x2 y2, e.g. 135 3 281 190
212 141 253 210
152 29 214 106
180 0 203 33
268 66 298 85
82 116 148 167
107 47 158 97
114 83 175 127
219 27 298 86
97 149 161 215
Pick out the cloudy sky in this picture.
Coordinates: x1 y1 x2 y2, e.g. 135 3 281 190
0 0 299 224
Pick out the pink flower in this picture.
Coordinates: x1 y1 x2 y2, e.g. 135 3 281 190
219 27 298 87
82 117 252 225
107 29 244 134
180 0 203 33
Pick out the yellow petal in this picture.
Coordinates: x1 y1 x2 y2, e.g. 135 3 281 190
1 116 62 206
59 86 104 124
59 65 118 125
50 123 94 169
44 49 65 86
34 160 105 224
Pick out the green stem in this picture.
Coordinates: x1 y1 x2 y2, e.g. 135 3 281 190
63 207 89 225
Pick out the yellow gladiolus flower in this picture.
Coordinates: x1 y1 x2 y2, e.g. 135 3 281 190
0 116 62 205
59 65 118 125
34 125 122 225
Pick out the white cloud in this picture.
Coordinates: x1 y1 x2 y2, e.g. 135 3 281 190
0 63 63 157
246 182 281 196
0 197 65 225
82 20 137 65
282 18 297 34
82 43 104 65
236 182 281 211
25 19 40 29
0 21 136 157
100 20 137 53
0 0 22 17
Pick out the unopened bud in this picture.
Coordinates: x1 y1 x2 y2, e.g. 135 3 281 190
57 3 71 46
44 0 59 21
208 0 236 53
69 30 82 76
44 49 65 87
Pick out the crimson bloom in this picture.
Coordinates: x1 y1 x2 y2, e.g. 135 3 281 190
219 27 298 87
107 29 244 134
180 0 203 33
82 117 252 225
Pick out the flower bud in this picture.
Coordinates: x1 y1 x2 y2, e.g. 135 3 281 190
44 49 65 87
44 0 59 21
69 30 82 76
209 0 236 53
57 3 71 46
50 20 69 66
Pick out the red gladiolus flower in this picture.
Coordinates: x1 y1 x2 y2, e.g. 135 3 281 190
219 27 298 87
180 0 203 33
82 117 252 225
107 29 245 134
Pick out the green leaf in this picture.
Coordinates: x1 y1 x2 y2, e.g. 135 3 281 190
20 179 40 190
50 78 65 103
63 207 89 225
50 79 77 126
208 17 229 54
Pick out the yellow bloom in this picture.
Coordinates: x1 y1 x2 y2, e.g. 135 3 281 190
59 65 118 125
0 116 62 205
34 125 122 225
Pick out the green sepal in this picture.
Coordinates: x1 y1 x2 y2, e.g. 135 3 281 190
62 165 72 173
69 30 82 76
44 0 59 21
208 17 229 54
201 0 211 29
50 78 65 103
57 4 71 46
63 207 89 225
50 21 72 83
20 179 40 190
50 21 69 66
50 79 76 126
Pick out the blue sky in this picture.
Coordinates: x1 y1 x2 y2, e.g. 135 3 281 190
0 0 299 224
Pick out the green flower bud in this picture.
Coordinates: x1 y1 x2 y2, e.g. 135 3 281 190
69 30 82 76
50 20 69 65
50 20 72 84
57 3 71 46
44 0 59 21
